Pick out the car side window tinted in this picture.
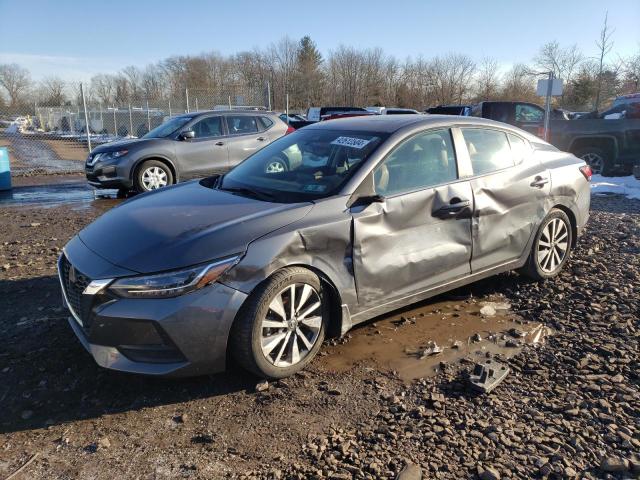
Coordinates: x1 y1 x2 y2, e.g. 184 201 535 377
508 133 531 164
374 129 458 196
461 128 514 175
191 116 222 138
257 116 274 131
227 115 258 135
515 104 544 122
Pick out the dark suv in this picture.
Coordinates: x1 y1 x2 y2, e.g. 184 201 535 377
86 111 290 193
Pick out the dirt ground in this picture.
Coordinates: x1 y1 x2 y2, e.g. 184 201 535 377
0 181 638 479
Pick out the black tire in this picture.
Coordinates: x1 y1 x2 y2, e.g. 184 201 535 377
230 267 327 379
134 160 174 193
520 209 573 281
573 146 611 176
264 154 289 174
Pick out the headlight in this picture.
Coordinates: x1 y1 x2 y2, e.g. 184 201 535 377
87 149 128 167
108 256 240 299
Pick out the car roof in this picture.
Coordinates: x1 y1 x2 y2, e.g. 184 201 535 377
304 114 515 133
180 110 275 117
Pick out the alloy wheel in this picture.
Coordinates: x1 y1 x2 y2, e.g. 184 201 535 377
580 152 603 175
141 166 168 190
537 217 570 273
260 283 322 367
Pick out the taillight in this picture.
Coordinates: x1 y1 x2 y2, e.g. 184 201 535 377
579 165 592 181
285 125 295 135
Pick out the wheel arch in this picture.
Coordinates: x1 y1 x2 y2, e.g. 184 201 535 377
569 135 618 159
550 203 578 248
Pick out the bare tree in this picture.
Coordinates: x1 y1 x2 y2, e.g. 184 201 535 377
621 49 640 92
90 74 116 105
40 76 67 105
593 12 615 110
474 57 501 101
534 41 583 105
0 63 32 108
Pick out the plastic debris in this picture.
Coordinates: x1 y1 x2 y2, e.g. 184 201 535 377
469 359 510 394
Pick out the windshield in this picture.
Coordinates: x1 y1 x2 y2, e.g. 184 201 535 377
143 115 195 138
218 129 388 203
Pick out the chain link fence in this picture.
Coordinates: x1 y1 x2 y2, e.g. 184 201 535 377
0 84 270 176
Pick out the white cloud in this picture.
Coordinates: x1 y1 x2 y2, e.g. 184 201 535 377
0 52 126 82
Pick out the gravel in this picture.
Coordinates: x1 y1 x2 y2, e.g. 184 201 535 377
0 194 638 479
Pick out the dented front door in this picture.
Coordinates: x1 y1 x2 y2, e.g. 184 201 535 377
352 181 474 308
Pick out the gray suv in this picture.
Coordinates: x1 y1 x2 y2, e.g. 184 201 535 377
85 111 290 193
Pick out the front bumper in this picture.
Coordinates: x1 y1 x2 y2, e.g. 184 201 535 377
85 162 133 189
58 242 247 377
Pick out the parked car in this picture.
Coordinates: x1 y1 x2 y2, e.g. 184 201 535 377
85 110 292 193
59 115 590 378
306 106 369 122
366 107 421 115
465 101 640 174
425 105 472 116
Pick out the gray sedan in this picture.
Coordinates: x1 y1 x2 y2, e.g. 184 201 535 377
58 115 591 378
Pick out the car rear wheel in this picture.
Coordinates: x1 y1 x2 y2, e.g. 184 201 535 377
520 209 573 281
134 160 173 193
230 267 326 379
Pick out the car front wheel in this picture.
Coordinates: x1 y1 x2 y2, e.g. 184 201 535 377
135 160 174 193
520 209 573 280
230 267 326 379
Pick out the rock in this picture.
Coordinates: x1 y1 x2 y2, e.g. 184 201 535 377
98 437 111 449
396 461 422 480
478 466 501 480
600 456 629 473
480 305 496 317
420 341 443 358
30 222 41 227
255 380 269 392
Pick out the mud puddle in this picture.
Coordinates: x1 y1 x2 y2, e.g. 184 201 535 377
0 182 121 211
321 294 552 381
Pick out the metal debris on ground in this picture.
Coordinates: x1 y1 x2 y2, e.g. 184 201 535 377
469 360 510 394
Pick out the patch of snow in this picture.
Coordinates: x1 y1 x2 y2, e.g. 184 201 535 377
591 174 640 200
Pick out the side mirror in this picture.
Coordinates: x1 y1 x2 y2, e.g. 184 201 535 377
180 130 195 140
352 194 385 207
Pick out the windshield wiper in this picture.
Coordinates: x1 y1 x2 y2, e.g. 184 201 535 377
218 186 276 202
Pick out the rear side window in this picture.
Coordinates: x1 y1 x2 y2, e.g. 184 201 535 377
515 104 544 122
374 129 457 196
508 134 531 164
461 128 514 175
227 115 258 134
257 116 274 131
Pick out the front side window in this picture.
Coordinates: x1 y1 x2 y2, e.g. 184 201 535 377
374 129 458 196
191 116 223 138
227 115 258 134
515 104 544 122
218 129 387 202
461 128 514 175
143 115 195 139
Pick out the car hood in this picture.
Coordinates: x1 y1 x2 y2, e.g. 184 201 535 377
92 137 158 152
78 181 313 274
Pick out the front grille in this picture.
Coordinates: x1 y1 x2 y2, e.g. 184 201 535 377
60 255 91 324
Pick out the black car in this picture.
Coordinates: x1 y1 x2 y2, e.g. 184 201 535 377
85 111 290 193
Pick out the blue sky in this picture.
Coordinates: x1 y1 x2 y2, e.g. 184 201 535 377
0 0 638 81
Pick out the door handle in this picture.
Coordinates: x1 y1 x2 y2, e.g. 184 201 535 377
257 137 266 141
433 198 471 219
215 141 224 146
530 176 548 188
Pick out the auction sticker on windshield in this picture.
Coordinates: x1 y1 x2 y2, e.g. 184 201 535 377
330 136 372 149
